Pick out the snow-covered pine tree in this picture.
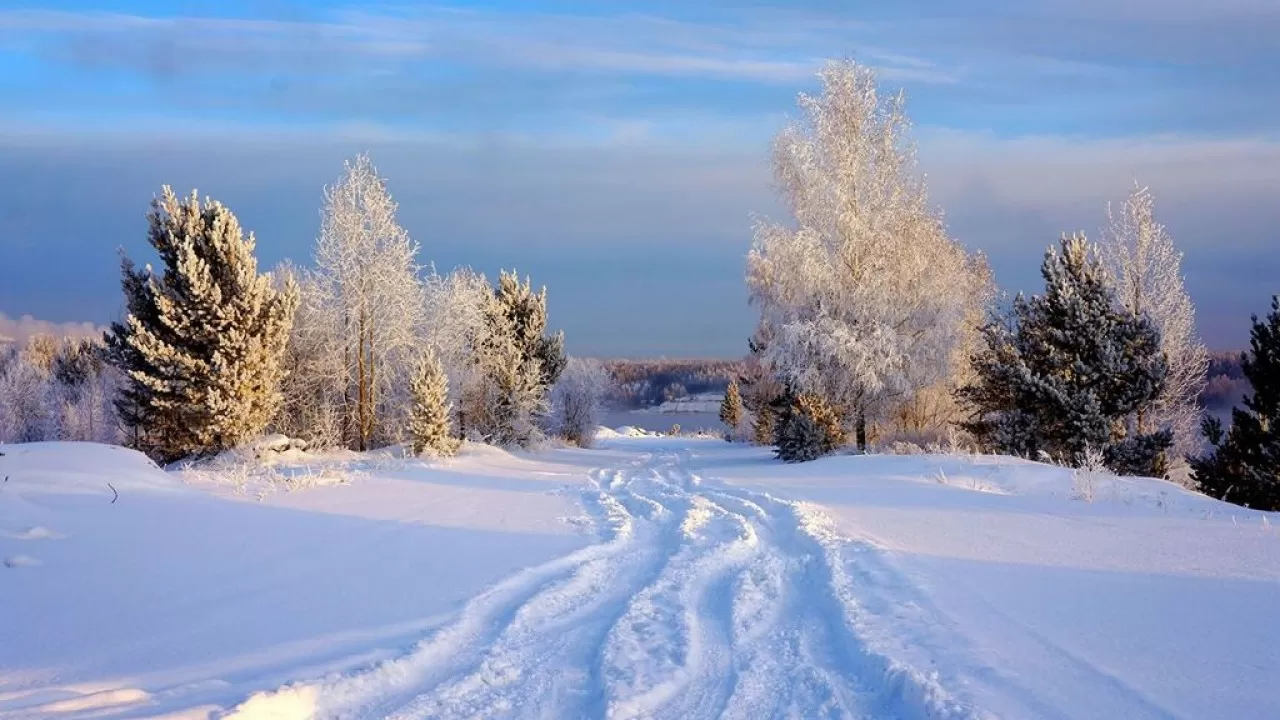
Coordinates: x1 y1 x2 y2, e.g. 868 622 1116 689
1191 297 1280 510
775 390 846 462
104 187 298 462
746 59 992 452
494 270 565 392
960 234 1171 476
1101 184 1209 468
465 270 563 447
408 349 460 457
739 329 785 446
467 297 546 447
719 379 743 440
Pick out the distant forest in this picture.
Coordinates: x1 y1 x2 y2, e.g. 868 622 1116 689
603 359 742 409
606 353 1253 413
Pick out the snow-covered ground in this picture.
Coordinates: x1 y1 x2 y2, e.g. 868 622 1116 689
2 436 1278 719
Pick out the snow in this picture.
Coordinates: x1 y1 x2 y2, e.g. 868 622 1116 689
2 437 1278 719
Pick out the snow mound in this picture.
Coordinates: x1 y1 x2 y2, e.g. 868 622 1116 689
613 425 653 438
8 525 64 540
0 441 178 497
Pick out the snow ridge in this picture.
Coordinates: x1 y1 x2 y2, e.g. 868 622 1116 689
227 451 985 719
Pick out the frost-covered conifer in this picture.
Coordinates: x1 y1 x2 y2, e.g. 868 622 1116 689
408 349 459 457
466 271 563 447
961 234 1171 476
719 379 743 439
775 390 846 462
104 187 298 461
1191 297 1280 510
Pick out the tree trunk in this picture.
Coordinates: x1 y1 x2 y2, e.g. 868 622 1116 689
356 308 367 451
856 413 868 453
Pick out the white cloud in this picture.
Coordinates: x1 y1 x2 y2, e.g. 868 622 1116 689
0 313 103 346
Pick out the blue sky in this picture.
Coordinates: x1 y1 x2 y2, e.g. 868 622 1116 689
1 0 1278 356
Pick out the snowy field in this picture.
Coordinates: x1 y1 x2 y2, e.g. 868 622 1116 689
2 436 1278 719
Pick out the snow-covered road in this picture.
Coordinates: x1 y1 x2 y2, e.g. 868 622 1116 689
231 447 971 720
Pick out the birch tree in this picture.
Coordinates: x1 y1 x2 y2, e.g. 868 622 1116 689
308 154 422 450
746 59 991 452
1101 184 1210 465
104 187 297 461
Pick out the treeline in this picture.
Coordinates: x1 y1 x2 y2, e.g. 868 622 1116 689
0 155 612 459
719 59 1277 511
604 359 741 408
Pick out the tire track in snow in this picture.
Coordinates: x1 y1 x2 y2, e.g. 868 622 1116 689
225 449 985 720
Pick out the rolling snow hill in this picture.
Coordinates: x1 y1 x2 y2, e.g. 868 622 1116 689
1 437 1277 719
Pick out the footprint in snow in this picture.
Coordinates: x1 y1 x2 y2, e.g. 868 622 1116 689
4 555 42 568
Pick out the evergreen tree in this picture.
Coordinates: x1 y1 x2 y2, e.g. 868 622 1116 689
719 379 743 440
105 187 298 462
739 329 786 446
466 271 562 447
775 390 846 463
960 234 1171 475
1191 297 1280 510
408 350 460 457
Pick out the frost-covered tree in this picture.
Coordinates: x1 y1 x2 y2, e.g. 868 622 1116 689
1191 297 1280 511
104 187 298 461
307 154 422 450
746 59 991 452
465 270 563 447
47 337 119 444
549 357 611 447
775 389 846 462
272 261 344 448
1101 184 1209 465
422 267 492 436
0 350 54 443
739 328 786 445
720 379 743 440
960 234 1171 476
408 349 460 457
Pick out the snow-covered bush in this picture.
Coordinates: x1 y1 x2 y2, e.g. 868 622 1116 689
775 391 846 463
549 357 611 447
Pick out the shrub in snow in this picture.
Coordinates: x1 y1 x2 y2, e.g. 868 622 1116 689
104 187 297 462
1101 185 1210 471
719 379 743 440
408 350 459 457
549 357 610 448
1191 297 1280 511
960 234 1171 477
746 59 992 452
775 391 846 463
